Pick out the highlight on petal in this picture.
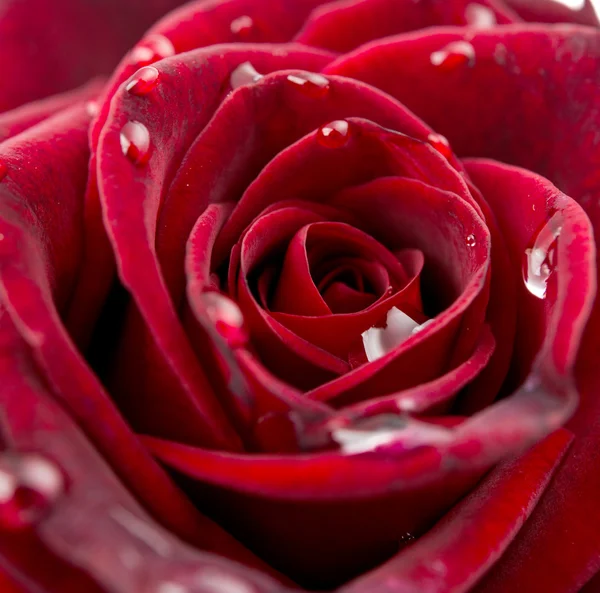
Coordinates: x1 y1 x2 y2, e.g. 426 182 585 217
362 307 421 362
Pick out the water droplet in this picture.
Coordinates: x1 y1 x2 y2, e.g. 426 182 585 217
0 453 64 529
523 212 563 299
229 62 263 89
430 41 475 69
200 291 248 348
427 132 452 159
465 3 497 28
466 234 476 247
230 15 255 39
130 35 175 66
411 318 434 335
362 307 419 362
332 414 408 454
126 66 160 96
317 120 350 148
286 72 330 98
85 100 99 118
120 121 151 165
0 162 8 182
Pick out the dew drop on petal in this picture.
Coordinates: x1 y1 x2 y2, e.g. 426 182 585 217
230 61 263 89
120 121 151 165
230 15 255 39
465 3 497 28
523 212 563 299
0 162 7 182
332 414 408 454
0 453 64 529
130 35 175 66
286 72 330 98
427 132 452 159
430 41 476 69
466 234 477 247
200 291 248 348
126 66 160 96
362 307 419 362
85 100 99 118
317 120 350 148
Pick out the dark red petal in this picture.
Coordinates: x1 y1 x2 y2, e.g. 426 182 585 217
97 46 331 450
504 0 600 25
0 0 189 111
326 26 600 226
340 429 572 593
0 79 104 142
0 105 257 560
296 0 520 53
0 322 287 589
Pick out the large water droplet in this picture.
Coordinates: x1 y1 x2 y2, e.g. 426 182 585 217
523 212 563 299
126 66 160 96
130 35 175 66
466 234 476 247
230 62 263 89
286 72 330 98
0 453 64 529
362 307 419 362
465 3 497 28
430 41 476 69
230 15 255 39
0 162 7 182
120 121 151 165
200 291 248 348
332 414 408 454
427 132 452 160
317 120 350 148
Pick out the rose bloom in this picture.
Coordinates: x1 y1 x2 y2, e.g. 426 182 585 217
1 0 600 591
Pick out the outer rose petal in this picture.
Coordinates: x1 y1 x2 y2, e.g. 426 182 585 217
0 104 269 570
0 0 189 111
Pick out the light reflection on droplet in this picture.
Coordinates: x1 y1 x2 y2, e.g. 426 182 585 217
200 291 248 348
126 66 160 96
427 132 452 160
230 15 255 38
362 307 419 362
0 453 64 529
229 62 263 89
130 35 175 66
195 568 256 593
465 3 497 28
430 41 476 68
523 212 563 299
85 100 99 118
317 120 350 148
332 415 408 454
286 72 330 98
411 318 434 335
120 121 151 165
466 234 477 247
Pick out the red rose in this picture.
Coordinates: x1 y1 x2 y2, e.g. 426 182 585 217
0 1 598 592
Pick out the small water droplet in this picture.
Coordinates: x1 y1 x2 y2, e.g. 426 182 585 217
523 212 563 299
120 121 151 165
466 234 476 247
430 41 475 69
0 162 8 182
230 15 255 39
362 307 419 362
130 35 175 66
427 132 452 159
85 100 99 118
465 3 497 28
200 292 248 348
286 72 330 98
230 62 263 89
126 66 160 96
317 120 350 148
0 453 64 529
